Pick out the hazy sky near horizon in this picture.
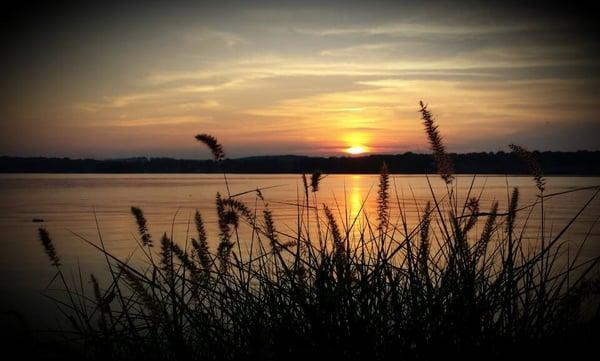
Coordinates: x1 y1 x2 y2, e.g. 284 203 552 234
1 0 599 159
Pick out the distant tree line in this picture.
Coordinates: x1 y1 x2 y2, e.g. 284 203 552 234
1 151 599 175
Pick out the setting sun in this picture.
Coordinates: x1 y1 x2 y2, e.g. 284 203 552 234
346 146 367 155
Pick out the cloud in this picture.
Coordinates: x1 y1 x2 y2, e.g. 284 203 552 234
2 1 598 157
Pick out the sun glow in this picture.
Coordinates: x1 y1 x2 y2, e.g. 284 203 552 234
346 146 367 155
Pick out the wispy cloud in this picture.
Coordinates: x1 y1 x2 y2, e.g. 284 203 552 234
186 29 246 48
101 115 212 128
296 22 538 37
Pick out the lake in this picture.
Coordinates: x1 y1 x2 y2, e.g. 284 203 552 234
1 173 599 326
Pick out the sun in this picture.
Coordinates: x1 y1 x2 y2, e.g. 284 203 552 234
342 132 370 155
345 145 367 155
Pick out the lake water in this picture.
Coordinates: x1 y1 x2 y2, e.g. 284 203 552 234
1 174 599 326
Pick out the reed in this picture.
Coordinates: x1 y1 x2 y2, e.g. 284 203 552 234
310 170 322 192
131 206 152 247
38 228 60 267
33 103 600 361
195 133 225 162
509 144 545 193
191 210 211 279
263 208 280 253
419 100 454 184
377 162 389 233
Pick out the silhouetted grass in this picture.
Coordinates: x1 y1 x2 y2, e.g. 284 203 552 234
35 102 600 360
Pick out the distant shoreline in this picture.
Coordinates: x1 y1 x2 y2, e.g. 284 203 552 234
1 151 599 175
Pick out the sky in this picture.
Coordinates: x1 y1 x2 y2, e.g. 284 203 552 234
1 0 599 159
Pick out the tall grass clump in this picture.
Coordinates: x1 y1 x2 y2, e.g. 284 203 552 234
35 102 600 360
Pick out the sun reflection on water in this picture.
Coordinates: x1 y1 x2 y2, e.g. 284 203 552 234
350 175 363 220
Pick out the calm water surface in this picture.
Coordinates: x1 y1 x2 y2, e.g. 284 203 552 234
1 174 599 325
